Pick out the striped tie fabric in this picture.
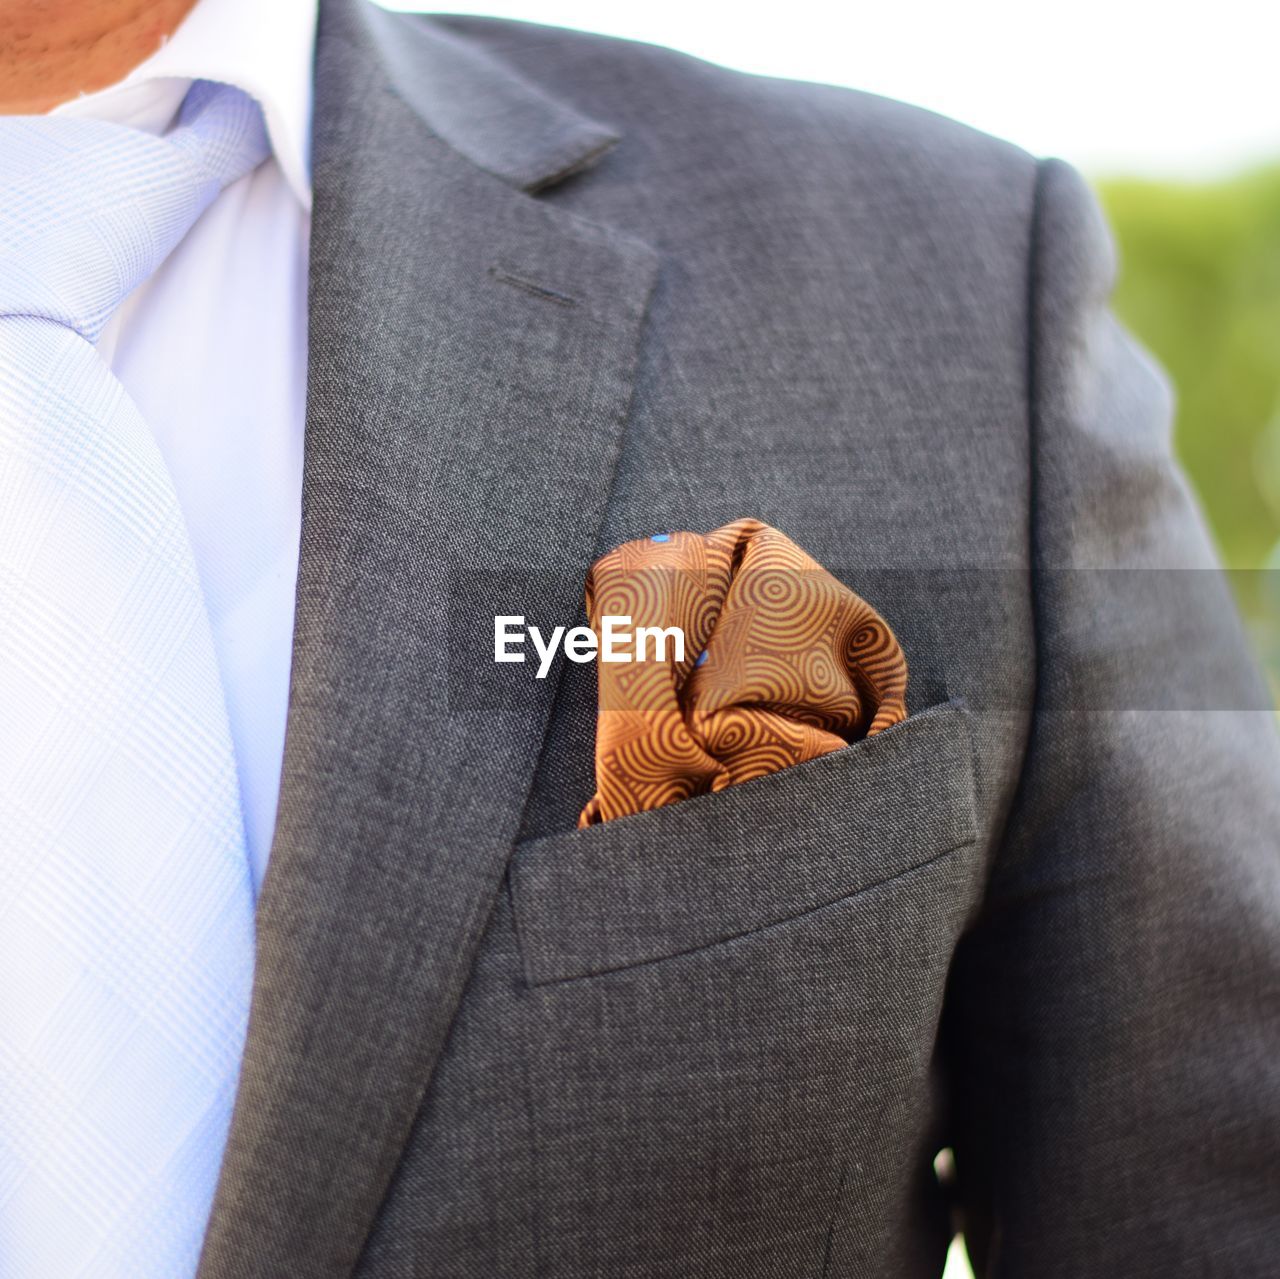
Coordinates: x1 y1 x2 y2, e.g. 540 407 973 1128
0 84 268 1276
579 519 909 826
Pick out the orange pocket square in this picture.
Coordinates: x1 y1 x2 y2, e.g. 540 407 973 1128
579 518 908 827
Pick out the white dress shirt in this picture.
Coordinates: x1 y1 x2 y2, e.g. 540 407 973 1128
52 0 317 892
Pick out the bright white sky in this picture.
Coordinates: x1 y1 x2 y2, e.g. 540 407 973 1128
381 0 1279 178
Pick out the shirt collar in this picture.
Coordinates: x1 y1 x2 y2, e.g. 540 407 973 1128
50 0 316 210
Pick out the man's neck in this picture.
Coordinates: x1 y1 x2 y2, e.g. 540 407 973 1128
0 0 198 114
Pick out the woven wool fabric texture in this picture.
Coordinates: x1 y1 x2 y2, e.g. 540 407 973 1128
194 4 1280 1277
579 519 908 825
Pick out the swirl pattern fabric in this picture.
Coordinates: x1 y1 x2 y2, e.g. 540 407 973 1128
579 519 908 826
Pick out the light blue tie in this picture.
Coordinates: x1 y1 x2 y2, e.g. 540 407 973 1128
0 83 268 1277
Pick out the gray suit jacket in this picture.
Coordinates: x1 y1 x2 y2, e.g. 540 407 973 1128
196 2 1280 1275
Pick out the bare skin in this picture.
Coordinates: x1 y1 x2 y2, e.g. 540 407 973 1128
0 0 197 113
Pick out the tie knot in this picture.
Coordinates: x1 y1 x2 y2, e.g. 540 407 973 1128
169 80 274 189
0 80 270 342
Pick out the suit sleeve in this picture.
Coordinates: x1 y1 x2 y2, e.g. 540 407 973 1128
943 157 1280 1277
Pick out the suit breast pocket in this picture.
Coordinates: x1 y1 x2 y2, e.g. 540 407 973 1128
508 698 978 986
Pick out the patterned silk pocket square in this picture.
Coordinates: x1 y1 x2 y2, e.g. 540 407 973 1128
579 519 908 826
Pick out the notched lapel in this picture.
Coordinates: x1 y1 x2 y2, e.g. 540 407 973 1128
197 3 659 1276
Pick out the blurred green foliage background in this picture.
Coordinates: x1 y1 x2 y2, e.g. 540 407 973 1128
1095 165 1280 695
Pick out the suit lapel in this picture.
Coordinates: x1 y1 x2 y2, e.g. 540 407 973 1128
197 3 659 1275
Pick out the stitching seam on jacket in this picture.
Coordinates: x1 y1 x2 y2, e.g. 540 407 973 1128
525 834 976 987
